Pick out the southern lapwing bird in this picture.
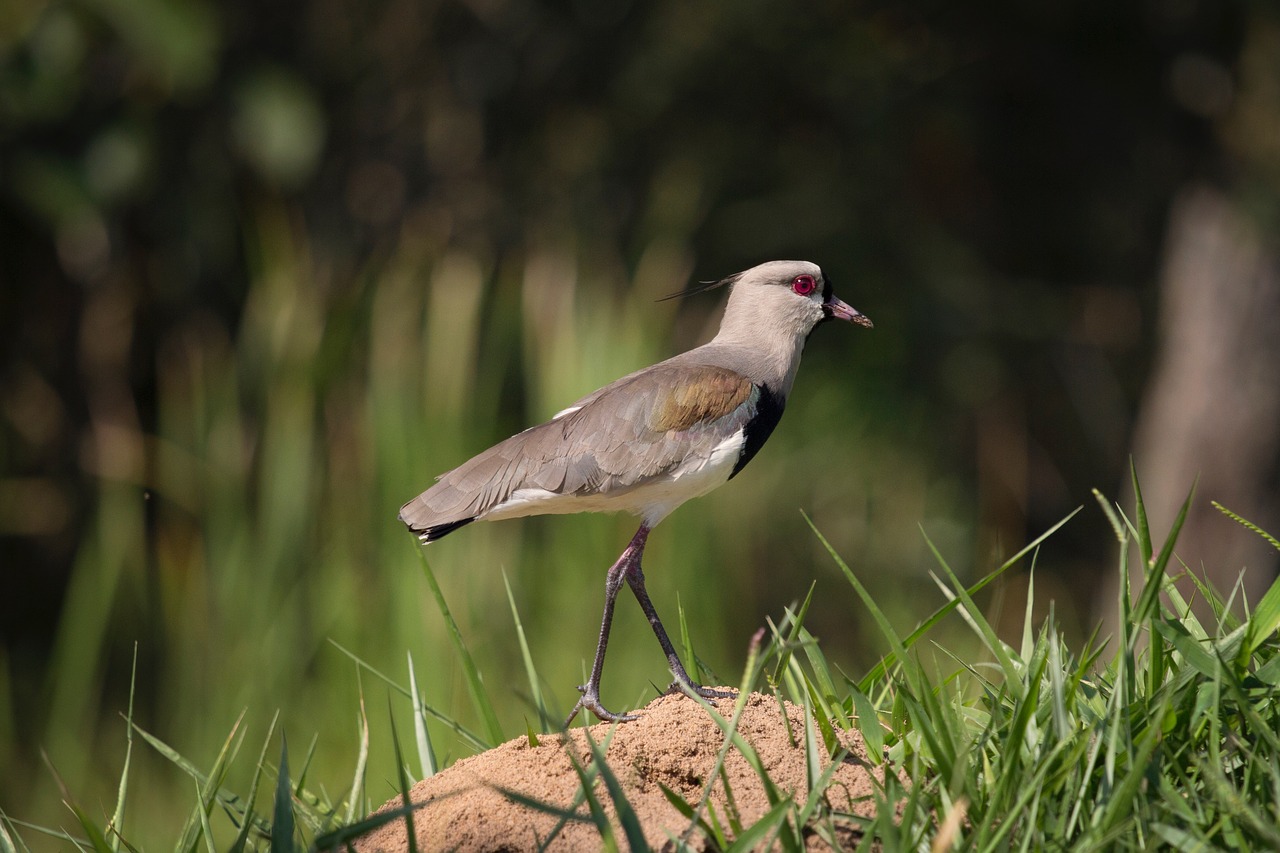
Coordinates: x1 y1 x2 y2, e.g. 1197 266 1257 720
399 260 872 725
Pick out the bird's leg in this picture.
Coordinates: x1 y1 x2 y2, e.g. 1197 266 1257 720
563 525 650 727
625 554 736 703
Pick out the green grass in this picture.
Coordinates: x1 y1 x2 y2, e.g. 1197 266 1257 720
5 478 1279 850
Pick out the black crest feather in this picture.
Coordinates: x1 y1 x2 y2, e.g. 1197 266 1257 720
656 272 742 303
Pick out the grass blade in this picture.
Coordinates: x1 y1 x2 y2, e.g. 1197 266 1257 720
502 569 551 731
387 702 419 853
108 645 138 852
724 797 795 853
413 546 503 746
270 735 293 853
192 778 216 853
40 752 113 853
229 710 279 853
657 783 723 848
563 749 618 852
581 730 647 852
342 678 370 827
1130 458 1153 567
923 531 1021 691
802 512 907 673
848 683 884 760
768 583 816 687
1130 480 1196 645
406 652 437 779
856 508 1081 687
677 595 700 687
328 640 489 751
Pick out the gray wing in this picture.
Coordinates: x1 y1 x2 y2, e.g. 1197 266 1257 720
399 363 761 540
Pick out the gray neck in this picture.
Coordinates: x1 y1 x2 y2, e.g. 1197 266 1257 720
686 331 808 398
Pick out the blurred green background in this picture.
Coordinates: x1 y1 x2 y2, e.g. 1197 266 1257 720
3 0 1279 844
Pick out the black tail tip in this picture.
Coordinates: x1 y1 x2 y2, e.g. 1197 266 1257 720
402 516 475 543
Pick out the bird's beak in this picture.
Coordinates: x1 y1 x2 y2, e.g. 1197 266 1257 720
824 294 873 328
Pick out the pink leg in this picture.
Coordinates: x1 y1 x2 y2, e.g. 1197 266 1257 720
564 524 734 727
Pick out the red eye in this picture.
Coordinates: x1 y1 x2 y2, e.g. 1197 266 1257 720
791 274 816 295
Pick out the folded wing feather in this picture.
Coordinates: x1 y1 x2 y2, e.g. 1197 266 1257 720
398 364 758 539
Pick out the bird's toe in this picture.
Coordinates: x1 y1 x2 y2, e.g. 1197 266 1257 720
666 680 737 701
563 687 640 727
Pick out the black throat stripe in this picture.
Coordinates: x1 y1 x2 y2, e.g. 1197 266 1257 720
729 384 786 479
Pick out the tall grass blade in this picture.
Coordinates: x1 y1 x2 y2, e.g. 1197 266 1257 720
1019 565 1036 661
801 701 821 793
406 652 437 779
2 814 84 851
229 711 279 853
769 582 816 686
581 730 647 852
1130 480 1196 643
1046 620 1070 741
795 625 844 727
314 803 420 851
294 733 318 796
387 702 419 853
490 787 592 824
1248 568 1280 658
1152 621 1219 678
795 669 840 757
0 815 17 853
342 678 370 827
563 749 619 853
530 728 624 848
413 547 503 746
175 711 248 853
40 752 113 853
724 797 795 853
677 596 700 687
680 631 787 847
271 735 293 853
108 645 138 852
129 713 273 847
848 684 884 760
328 640 489 751
1129 458 1154 567
856 508 1080 686
503 570 551 731
657 783 723 848
802 512 907 671
192 778 216 853
924 531 1020 691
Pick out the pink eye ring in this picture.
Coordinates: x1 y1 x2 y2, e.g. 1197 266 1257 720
791 274 817 295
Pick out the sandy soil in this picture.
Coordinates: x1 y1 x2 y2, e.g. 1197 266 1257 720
351 690 891 852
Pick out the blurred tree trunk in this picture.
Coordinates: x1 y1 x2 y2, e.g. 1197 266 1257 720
1103 184 1280 628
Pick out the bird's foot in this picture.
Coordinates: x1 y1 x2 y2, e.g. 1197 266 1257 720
666 680 737 702
563 684 641 728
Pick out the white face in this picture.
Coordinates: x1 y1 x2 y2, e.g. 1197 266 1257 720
744 262 829 335
717 260 869 346
748 261 870 330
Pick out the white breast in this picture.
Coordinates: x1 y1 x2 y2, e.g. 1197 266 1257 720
480 429 747 528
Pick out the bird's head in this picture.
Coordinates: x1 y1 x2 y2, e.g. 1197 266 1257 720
702 260 872 344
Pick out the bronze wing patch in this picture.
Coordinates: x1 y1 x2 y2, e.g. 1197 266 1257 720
647 366 754 433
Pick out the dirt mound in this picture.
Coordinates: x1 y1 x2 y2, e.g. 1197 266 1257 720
352 691 890 852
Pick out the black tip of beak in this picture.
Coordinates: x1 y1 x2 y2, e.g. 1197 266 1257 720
824 295 873 328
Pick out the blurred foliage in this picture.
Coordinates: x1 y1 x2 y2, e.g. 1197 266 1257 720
0 0 1270 844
